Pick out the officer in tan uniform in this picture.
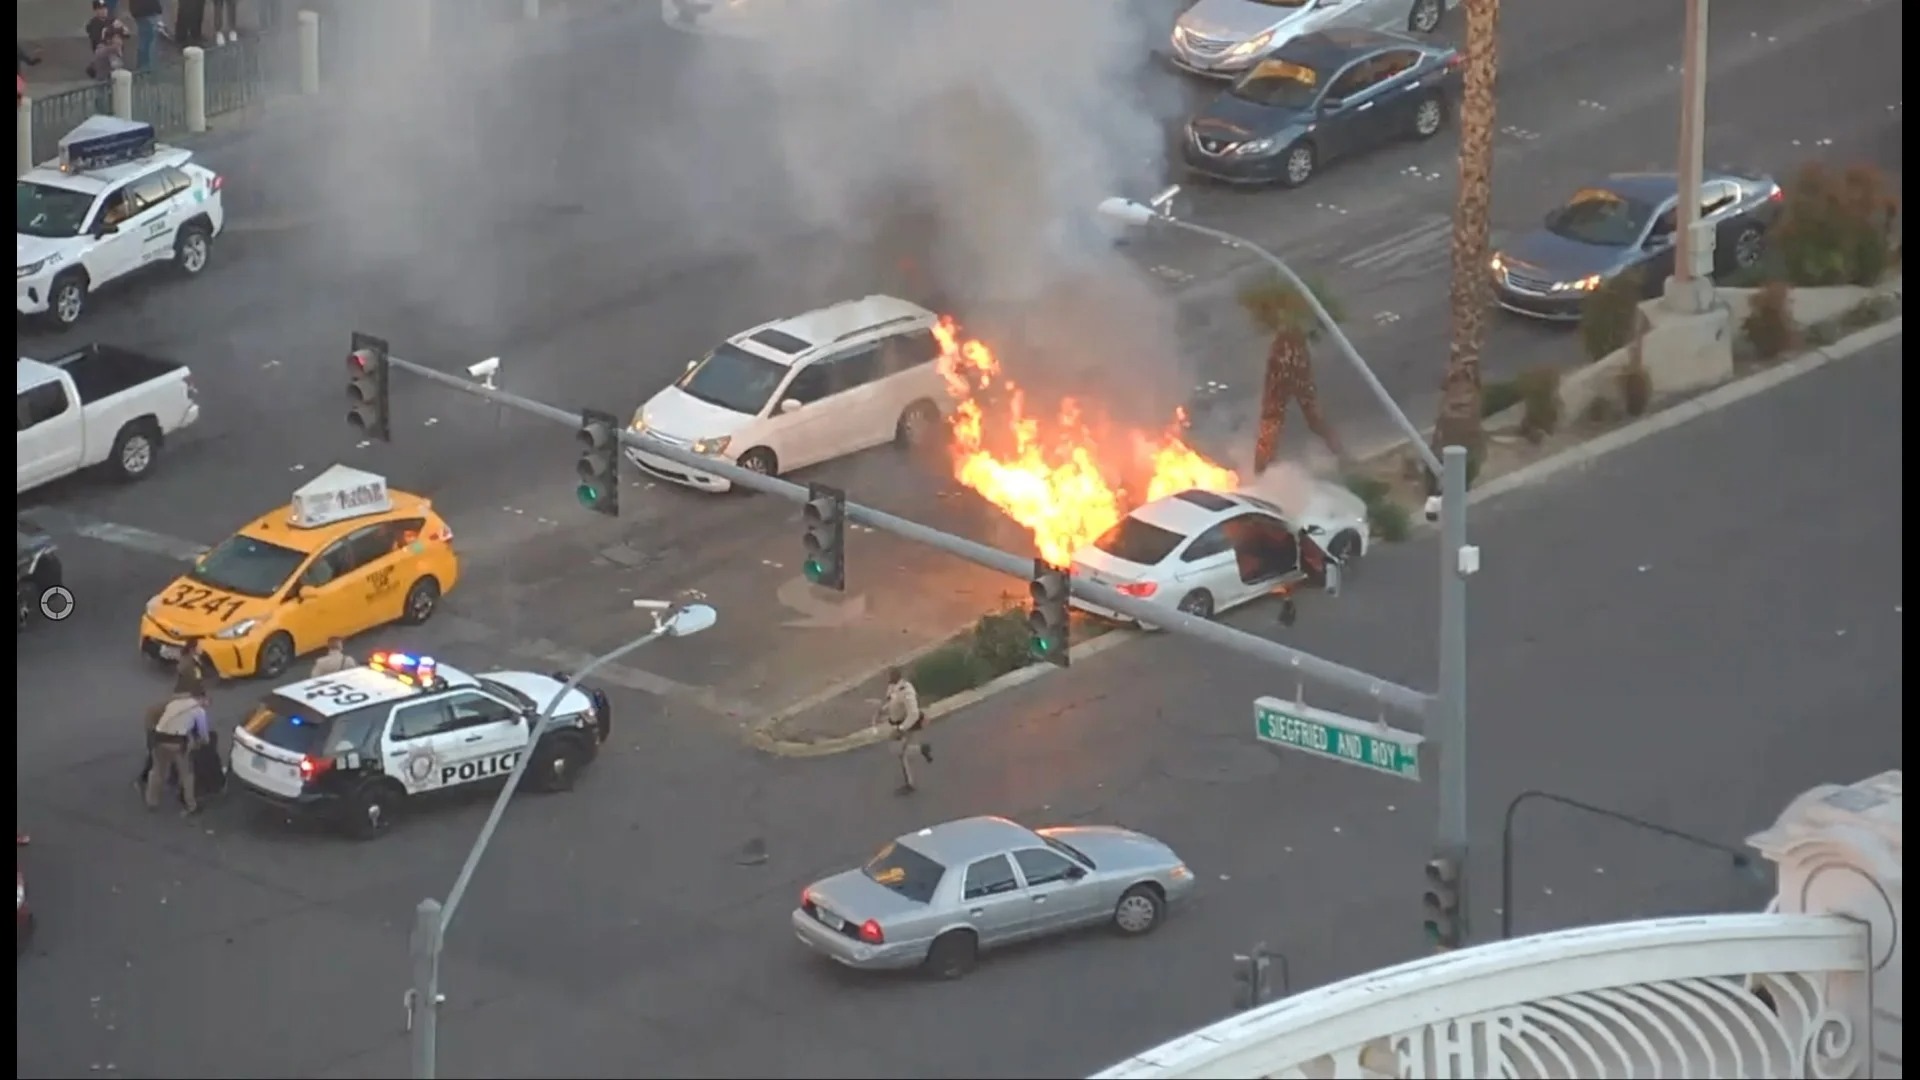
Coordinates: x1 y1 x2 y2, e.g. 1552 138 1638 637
879 667 932 794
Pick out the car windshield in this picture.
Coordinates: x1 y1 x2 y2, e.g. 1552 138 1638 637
1092 516 1186 567
1231 58 1322 109
478 677 535 711
242 699 335 756
674 342 789 416
17 181 95 239
1544 188 1656 247
862 840 946 904
189 534 307 598
1043 835 1095 869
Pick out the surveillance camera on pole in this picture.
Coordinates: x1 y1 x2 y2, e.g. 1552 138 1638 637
347 332 392 442
575 409 621 517
466 356 500 389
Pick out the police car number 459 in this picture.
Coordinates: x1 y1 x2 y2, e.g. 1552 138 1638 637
229 652 611 841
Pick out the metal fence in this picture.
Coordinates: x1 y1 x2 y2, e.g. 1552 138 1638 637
29 83 112 166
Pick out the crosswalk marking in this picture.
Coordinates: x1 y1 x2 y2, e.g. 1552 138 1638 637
1339 217 1452 272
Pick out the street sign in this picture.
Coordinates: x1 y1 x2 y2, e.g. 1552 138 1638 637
1254 696 1423 781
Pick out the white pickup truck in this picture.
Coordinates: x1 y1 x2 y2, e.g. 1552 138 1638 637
17 346 201 493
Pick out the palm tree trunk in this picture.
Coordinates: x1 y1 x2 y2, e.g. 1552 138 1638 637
1432 0 1502 476
1253 336 1289 475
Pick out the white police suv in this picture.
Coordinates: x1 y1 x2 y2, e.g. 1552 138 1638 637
17 117 226 330
230 651 612 840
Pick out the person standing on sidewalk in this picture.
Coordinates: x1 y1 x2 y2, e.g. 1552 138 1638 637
146 686 210 816
211 0 240 45
879 667 932 795
129 0 163 71
176 0 210 48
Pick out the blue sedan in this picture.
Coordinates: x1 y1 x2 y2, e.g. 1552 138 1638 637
1182 28 1463 188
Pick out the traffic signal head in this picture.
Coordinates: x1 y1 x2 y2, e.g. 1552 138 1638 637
575 409 621 516
1028 560 1070 667
1422 856 1462 950
802 483 847 591
346 332 392 442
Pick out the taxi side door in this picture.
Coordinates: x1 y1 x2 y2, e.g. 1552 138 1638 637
122 168 190 269
284 523 401 651
350 518 426 625
84 187 146 284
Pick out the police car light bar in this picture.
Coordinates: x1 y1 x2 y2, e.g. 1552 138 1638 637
369 651 440 688
58 117 157 173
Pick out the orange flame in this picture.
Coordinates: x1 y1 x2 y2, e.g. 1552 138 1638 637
932 317 1238 567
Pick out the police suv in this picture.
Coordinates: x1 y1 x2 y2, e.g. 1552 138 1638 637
17 117 226 330
230 651 611 840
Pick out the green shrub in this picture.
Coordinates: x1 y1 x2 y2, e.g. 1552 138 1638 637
1744 280 1798 361
1345 475 1391 507
1579 270 1644 362
969 607 1034 679
1514 366 1563 442
1236 270 1346 339
1840 294 1899 331
911 645 988 703
1772 162 1901 287
1480 377 1523 418
1369 499 1412 543
1618 360 1652 417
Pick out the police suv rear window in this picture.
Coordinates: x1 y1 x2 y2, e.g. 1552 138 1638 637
242 699 336 756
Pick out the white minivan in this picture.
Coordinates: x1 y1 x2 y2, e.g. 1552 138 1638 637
628 295 951 492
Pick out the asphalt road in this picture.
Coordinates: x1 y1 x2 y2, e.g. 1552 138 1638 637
15 0 1904 1074
17 331 1901 1078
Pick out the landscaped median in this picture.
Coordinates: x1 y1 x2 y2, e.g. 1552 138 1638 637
750 603 1136 758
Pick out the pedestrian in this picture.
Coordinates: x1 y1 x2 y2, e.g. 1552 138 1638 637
878 666 932 795
176 0 210 48
86 1 114 50
211 0 240 46
309 637 357 677
146 684 210 816
175 637 212 693
129 0 163 71
88 21 127 82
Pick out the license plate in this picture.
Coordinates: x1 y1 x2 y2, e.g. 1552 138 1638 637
814 907 845 932
157 644 181 661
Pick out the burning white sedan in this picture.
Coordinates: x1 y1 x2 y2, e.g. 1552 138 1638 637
1069 484 1368 623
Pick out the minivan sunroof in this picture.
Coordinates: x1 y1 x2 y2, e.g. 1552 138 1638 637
1172 489 1236 512
748 328 811 354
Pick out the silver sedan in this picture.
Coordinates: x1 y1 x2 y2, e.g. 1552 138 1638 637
792 815 1196 979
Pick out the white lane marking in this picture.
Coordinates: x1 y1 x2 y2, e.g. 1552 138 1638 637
1340 217 1451 272
74 521 210 562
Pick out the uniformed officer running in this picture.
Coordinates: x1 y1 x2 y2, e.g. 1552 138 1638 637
310 637 357 677
879 667 932 795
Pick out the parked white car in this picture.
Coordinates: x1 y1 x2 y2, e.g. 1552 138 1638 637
628 295 951 492
16 117 226 330
1069 485 1369 624
17 346 201 493
1169 0 1456 79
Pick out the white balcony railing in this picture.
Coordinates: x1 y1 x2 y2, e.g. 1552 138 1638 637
1094 913 1874 1079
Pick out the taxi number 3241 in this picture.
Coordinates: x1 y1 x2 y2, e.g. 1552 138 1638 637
162 583 246 622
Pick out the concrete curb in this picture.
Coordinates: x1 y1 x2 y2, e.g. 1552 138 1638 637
751 629 1140 759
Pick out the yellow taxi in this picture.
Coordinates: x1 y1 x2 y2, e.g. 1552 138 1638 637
139 465 461 679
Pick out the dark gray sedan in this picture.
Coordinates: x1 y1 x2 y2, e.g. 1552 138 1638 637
1182 28 1462 188
1491 171 1785 320
792 816 1195 980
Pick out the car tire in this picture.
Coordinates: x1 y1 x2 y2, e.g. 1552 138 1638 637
340 780 403 841
108 420 162 482
256 632 295 680
735 447 778 480
524 733 588 793
1112 884 1166 936
1278 141 1317 188
174 226 212 276
895 399 944 452
1176 589 1215 619
399 577 441 626
1410 93 1447 139
924 930 979 980
47 271 88 331
1408 0 1445 34
1729 225 1766 273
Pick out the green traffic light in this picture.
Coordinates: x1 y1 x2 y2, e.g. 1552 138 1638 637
577 485 599 507
1031 636 1052 654
803 558 826 583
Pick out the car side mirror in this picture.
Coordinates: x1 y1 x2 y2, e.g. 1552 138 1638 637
284 583 304 602
779 398 804 415
1065 865 1087 880
95 222 118 237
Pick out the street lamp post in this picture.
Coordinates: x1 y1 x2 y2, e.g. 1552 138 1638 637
1098 192 1477 945
406 600 719 1079
1666 0 1714 313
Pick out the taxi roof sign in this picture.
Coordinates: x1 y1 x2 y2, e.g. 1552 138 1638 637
291 464 392 528
58 116 157 173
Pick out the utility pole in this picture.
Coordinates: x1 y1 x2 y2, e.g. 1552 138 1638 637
1434 446 1475 944
1667 0 1713 313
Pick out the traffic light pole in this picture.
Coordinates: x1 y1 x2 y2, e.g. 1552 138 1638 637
377 352 1432 717
1435 446 1472 945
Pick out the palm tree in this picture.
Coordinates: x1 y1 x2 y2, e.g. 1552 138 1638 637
1431 0 1503 481
1235 270 1348 474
